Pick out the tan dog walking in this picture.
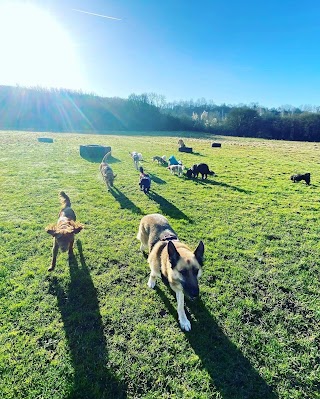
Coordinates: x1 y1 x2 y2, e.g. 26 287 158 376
137 213 204 331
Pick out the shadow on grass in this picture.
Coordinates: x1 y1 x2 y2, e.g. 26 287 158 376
185 151 204 157
81 154 121 164
187 177 252 194
148 191 192 221
109 186 143 214
149 173 167 185
49 241 127 399
155 286 278 399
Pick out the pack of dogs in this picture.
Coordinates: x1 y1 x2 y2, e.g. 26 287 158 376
45 145 312 331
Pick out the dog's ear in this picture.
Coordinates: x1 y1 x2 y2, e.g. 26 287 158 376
194 241 204 266
167 241 180 269
73 222 83 234
45 224 57 236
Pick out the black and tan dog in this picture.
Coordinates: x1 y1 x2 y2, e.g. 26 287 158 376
45 192 83 271
137 213 204 331
290 173 311 185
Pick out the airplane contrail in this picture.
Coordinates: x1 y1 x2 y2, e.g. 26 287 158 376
72 8 122 21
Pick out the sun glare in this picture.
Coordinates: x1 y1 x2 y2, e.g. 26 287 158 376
0 2 85 90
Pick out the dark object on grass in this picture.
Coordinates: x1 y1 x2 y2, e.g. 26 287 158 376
186 168 193 178
139 166 151 194
191 163 215 179
38 137 53 143
80 145 111 161
290 173 311 185
211 142 221 147
179 147 193 153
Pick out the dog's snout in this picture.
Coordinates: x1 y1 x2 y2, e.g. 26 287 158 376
183 283 199 300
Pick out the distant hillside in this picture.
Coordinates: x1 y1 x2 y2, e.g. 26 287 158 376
0 86 187 133
1 85 320 141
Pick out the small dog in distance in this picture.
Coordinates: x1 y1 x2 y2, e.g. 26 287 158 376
291 173 311 185
139 166 151 194
130 152 142 170
191 163 215 179
100 152 116 190
169 164 184 176
152 156 168 166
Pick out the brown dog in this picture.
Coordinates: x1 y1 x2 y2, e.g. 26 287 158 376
137 213 204 331
45 192 83 271
100 163 116 190
100 152 116 190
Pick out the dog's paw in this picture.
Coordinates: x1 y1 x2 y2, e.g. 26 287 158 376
147 278 156 289
179 318 191 332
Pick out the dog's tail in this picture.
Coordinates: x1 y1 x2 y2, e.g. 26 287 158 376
101 151 111 164
59 191 71 208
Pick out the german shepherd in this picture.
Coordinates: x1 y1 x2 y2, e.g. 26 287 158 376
45 192 83 271
137 213 204 331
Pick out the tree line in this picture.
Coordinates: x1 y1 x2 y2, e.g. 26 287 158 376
1 85 320 141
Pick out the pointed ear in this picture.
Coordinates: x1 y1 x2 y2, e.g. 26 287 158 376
194 241 204 266
45 224 57 236
167 241 180 269
73 223 83 234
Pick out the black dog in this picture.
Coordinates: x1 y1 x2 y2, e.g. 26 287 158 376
186 168 193 178
290 173 311 185
139 167 151 194
191 163 215 179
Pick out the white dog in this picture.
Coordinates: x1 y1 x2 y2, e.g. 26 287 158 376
169 164 184 176
130 151 142 170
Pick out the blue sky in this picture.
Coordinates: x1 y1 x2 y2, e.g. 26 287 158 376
1 0 320 108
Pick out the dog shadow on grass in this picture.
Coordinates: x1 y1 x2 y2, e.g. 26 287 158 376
155 286 278 399
109 186 143 214
149 173 166 185
49 241 127 399
81 154 121 164
185 151 204 156
148 191 192 222
187 177 252 194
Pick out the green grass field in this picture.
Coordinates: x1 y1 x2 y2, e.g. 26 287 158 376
1 130 320 399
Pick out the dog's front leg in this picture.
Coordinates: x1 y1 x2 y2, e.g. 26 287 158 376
68 238 74 258
48 240 59 271
176 291 191 331
147 261 161 288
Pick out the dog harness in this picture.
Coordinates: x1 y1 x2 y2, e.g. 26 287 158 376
160 233 178 242
149 233 179 251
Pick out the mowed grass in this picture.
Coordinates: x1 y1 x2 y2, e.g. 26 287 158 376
1 130 320 399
